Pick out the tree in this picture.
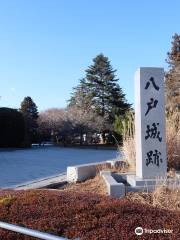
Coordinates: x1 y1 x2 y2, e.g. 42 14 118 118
20 96 39 144
114 110 135 140
69 54 131 142
69 78 93 111
66 105 106 145
69 54 131 122
167 33 180 66
0 108 25 147
38 108 66 143
85 54 130 120
165 33 180 113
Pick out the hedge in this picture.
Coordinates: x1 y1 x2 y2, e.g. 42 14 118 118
0 190 179 239
0 108 25 147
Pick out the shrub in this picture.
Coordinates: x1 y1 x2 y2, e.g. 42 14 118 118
0 190 179 239
114 111 136 172
121 136 136 171
0 108 25 147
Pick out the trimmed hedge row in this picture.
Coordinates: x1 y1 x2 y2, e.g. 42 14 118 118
0 190 179 239
0 108 25 147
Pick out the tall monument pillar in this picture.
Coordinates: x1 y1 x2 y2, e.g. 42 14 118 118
135 67 167 179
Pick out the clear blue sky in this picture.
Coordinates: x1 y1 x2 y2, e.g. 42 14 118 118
0 0 179 111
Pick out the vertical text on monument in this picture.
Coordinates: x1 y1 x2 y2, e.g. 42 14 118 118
135 67 167 179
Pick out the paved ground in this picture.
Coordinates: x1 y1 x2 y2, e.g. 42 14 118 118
0 146 118 188
15 172 67 190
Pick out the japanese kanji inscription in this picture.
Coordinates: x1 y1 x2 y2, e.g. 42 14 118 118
135 68 167 179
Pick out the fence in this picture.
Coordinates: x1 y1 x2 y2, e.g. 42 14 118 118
0 221 72 240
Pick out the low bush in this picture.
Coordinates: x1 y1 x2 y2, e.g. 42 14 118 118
0 190 179 239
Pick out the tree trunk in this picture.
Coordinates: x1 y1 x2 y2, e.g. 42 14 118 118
80 130 83 145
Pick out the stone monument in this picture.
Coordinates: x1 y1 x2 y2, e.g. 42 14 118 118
127 67 167 188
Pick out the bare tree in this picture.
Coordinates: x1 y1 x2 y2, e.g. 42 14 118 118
66 105 107 145
38 106 109 146
38 108 66 143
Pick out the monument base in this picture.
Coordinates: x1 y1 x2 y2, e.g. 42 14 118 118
126 174 164 191
126 175 157 187
100 172 178 196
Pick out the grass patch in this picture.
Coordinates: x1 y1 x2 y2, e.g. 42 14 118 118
57 175 108 195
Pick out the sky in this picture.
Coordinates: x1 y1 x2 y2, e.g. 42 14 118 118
0 0 179 111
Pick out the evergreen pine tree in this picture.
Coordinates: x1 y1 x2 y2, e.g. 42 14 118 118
86 54 130 121
20 96 39 144
69 78 93 111
69 54 131 143
69 54 131 123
